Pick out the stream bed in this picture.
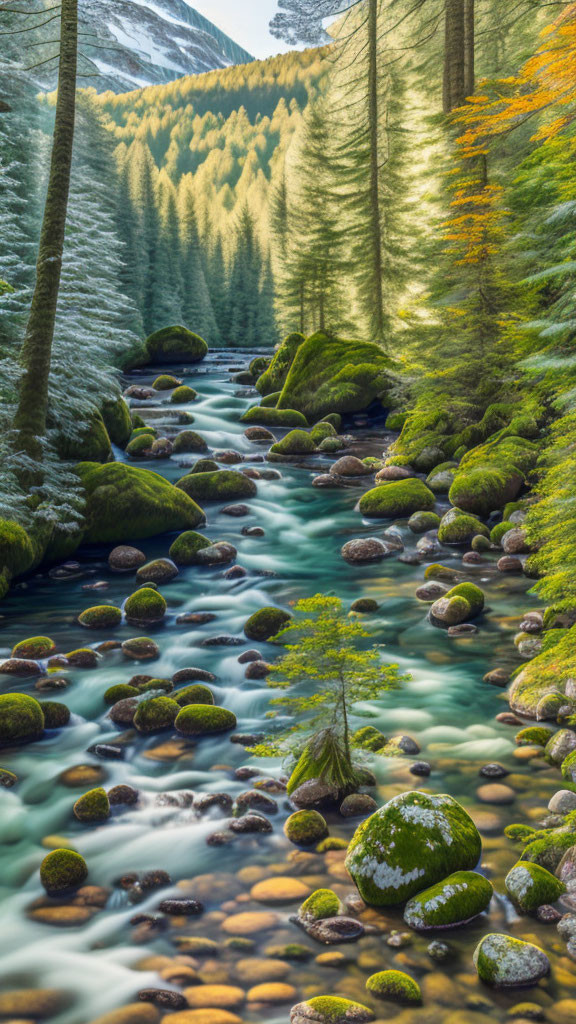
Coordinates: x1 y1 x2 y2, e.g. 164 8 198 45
0 351 574 1024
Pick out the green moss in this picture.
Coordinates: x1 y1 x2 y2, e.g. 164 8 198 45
264 943 314 961
76 462 205 543
304 998 373 1023
130 426 158 441
78 606 122 629
299 888 340 921
505 861 565 912
131 412 146 429
124 587 167 624
310 422 337 444
449 435 538 517
491 521 516 544
11 637 56 659
171 385 197 404
504 824 536 843
408 511 441 534
509 623 576 719
403 871 493 930
175 684 214 707
139 678 173 693
345 791 481 906
104 684 139 706
359 479 435 519
448 583 485 617
286 731 364 796
0 520 37 580
241 406 308 427
176 469 257 503
175 704 237 736
473 933 550 987
316 837 349 852
41 702 70 729
250 356 270 378
40 848 88 895
284 809 329 846
57 413 112 464
169 530 211 565
438 513 489 545
270 430 316 456
256 332 305 395
73 786 110 823
562 749 576 783
385 412 408 431
319 436 346 453
146 325 208 363
321 413 342 430
188 458 219 473
102 397 132 447
260 391 281 408
426 462 458 493
172 430 207 454
515 726 550 747
133 696 180 734
424 564 458 581
244 606 292 642
153 374 181 390
353 725 387 752
0 693 44 744
366 971 421 1004
126 433 155 457
521 827 576 871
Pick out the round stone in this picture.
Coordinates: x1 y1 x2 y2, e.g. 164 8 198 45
476 784 515 805
108 546 146 571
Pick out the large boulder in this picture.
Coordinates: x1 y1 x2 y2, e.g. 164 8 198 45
449 437 538 517
76 462 205 544
101 397 132 448
509 624 576 719
473 934 550 988
145 325 208 363
345 791 481 906
359 479 435 519
257 332 305 396
0 693 45 744
241 406 308 428
403 871 492 930
176 469 257 503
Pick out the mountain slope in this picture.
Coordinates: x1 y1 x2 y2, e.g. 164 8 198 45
79 0 254 93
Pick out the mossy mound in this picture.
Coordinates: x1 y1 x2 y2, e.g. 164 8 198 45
0 693 44 745
172 430 208 454
241 406 308 428
40 848 88 895
73 787 110 823
286 730 366 798
124 587 167 625
188 458 219 474
429 582 485 628
311 421 337 443
77 462 205 543
244 607 292 642
299 888 340 922
174 683 214 707
292 997 374 1024
175 704 237 736
515 726 550 747
366 970 421 1004
176 469 257 503
139 678 173 693
353 725 387 752
404 871 492 930
285 809 328 846
130 426 158 440
153 374 181 390
104 684 139 705
270 429 316 456
385 411 408 431
146 325 208 363
250 355 271 379
426 461 458 493
509 624 576 719
169 531 211 565
408 511 441 534
260 391 282 408
449 436 538 517
321 413 342 430
473 933 550 988
520 827 576 871
79 606 122 629
11 637 56 659
505 861 566 912
490 521 515 544
56 412 112 464
359 479 435 519
0 519 37 585
41 702 71 729
126 433 155 457
102 397 132 447
256 332 305 395
171 385 197 404
345 791 481 906
438 512 489 545
133 697 180 734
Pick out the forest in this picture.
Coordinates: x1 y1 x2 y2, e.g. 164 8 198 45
1 1 576 1023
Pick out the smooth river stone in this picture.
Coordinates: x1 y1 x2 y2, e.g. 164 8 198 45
476 784 516 805
250 877 311 904
221 911 280 935
184 986 245 1009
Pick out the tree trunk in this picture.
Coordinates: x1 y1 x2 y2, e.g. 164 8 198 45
464 0 475 98
367 0 386 344
13 0 78 452
443 0 466 113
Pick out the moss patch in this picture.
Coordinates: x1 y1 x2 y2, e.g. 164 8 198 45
175 684 214 707
40 848 88 895
0 693 44 744
505 861 565 912
301 997 374 1023
169 531 211 565
104 684 139 706
366 970 421 1004
41 702 70 729
244 607 292 642
146 325 208 363
0 519 36 579
126 433 155 457
171 385 197 404
172 430 208 454
175 704 237 736
404 871 492 930
270 429 316 456
79 606 122 629
241 406 308 428
102 397 132 447
176 469 257 503
11 637 56 659
285 810 328 846
509 624 576 719
438 513 489 545
124 588 167 624
256 332 305 395
133 697 180 734
299 888 340 922
473 933 550 987
73 787 110 823
153 374 181 390
359 479 435 519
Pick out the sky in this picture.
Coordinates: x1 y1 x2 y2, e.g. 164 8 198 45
193 1 293 60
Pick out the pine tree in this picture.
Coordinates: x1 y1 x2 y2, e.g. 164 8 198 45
179 183 219 343
225 206 262 347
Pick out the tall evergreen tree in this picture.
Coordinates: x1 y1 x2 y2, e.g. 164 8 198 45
179 184 219 343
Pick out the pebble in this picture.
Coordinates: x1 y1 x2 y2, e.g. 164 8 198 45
221 912 279 936
224 565 248 579
138 989 187 1010
88 744 125 760
158 898 204 916
409 761 431 776
498 555 524 573
479 763 509 779
428 940 451 962
229 813 273 834
483 668 510 686
305 916 365 944
476 783 516 804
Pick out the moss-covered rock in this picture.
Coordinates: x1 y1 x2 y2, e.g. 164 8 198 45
438 511 489 545
260 391 281 408
426 461 458 493
41 701 71 729
130 426 158 441
176 469 257 503
244 607 292 642
133 696 180 734
40 848 88 895
298 888 340 923
146 325 208 363
73 787 110 823
77 462 205 544
403 871 492 930
126 433 155 457
250 355 271 379
353 725 387 752
256 333 305 395
0 693 44 745
408 511 441 534
171 385 197 404
473 933 550 988
153 374 182 390
78 606 122 629
562 750 576 783
359 479 435 519
241 406 308 428
490 521 515 544
11 637 56 660
277 332 396 421
505 861 565 912
449 436 538 517
366 970 421 1004
102 397 132 448
385 411 408 431
57 412 112 464
175 704 237 736
124 587 167 625
285 809 329 846
121 637 159 661
104 684 139 706
291 997 374 1024
172 430 208 454
169 530 211 565
520 827 576 872
515 726 550 747
311 421 337 443
509 624 576 719
0 519 37 584
429 583 485 627
345 791 481 906
174 683 214 707
270 430 316 456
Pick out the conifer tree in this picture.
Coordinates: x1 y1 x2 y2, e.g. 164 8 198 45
179 184 219 342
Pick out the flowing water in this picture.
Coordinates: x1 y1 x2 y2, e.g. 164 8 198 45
0 351 573 1023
